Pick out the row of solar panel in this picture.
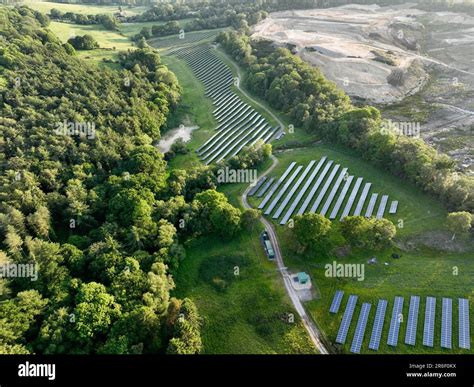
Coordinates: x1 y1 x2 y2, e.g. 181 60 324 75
249 157 398 224
330 291 470 353
172 45 279 164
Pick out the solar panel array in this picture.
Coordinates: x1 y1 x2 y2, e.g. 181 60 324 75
441 298 452 349
369 300 388 351
389 200 399 214
405 296 420 346
423 297 436 347
376 195 389 219
340 177 363 219
387 296 404 347
280 157 327 224
365 193 378 217
351 303 371 354
459 298 470 350
247 177 266 197
257 178 274 197
329 290 344 314
336 295 358 344
258 162 296 209
330 292 471 352
273 161 316 219
171 44 278 164
255 158 398 224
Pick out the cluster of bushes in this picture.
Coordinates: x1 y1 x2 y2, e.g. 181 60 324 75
217 31 474 213
290 213 396 256
67 34 99 50
164 138 190 161
225 140 272 170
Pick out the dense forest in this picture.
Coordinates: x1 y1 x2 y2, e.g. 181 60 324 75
0 6 254 354
217 31 474 213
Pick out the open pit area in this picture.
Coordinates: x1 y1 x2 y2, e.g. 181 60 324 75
252 3 474 174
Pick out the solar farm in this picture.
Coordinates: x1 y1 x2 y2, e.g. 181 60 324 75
248 157 398 224
165 44 280 164
330 290 471 353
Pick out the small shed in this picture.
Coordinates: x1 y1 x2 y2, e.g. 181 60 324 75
297 272 310 284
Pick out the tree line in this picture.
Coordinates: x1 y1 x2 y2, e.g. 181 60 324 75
132 7 268 42
48 9 119 30
217 31 474 213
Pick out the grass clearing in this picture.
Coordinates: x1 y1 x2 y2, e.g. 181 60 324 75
24 1 148 16
173 232 316 354
49 21 132 50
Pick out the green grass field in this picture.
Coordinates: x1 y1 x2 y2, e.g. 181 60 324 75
48 17 199 66
23 1 148 16
173 231 316 354
50 21 132 50
26 2 191 66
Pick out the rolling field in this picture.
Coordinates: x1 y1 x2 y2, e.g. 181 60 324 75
49 21 132 50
